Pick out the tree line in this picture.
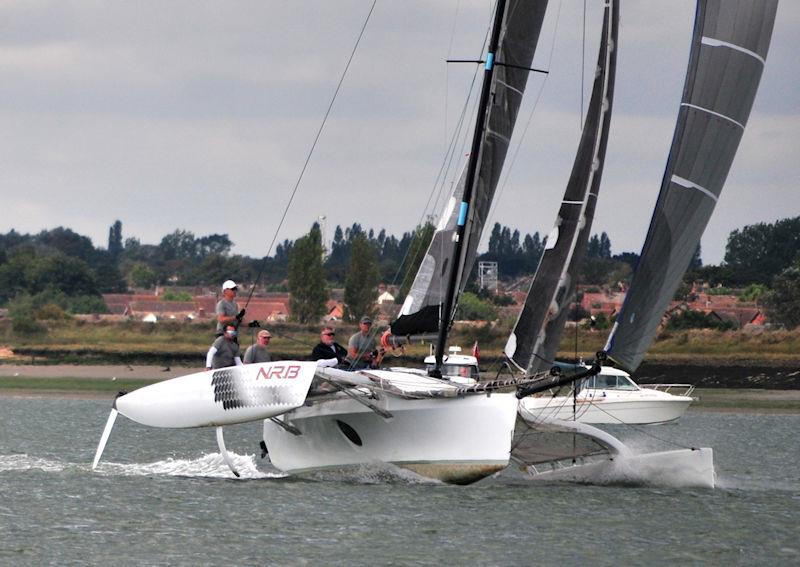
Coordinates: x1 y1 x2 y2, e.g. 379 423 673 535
1 215 799 329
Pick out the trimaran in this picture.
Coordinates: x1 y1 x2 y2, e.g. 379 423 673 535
92 0 778 487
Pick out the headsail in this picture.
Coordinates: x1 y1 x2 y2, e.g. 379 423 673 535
505 0 618 374
604 0 778 372
391 0 549 338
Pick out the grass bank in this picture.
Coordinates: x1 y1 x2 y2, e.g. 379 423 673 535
2 320 799 367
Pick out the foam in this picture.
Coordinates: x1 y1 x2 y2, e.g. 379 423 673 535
95 452 286 480
299 462 443 485
0 454 67 473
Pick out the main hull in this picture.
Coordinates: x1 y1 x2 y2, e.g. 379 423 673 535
263 392 519 485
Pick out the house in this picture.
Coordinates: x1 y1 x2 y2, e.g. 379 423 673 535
377 284 395 305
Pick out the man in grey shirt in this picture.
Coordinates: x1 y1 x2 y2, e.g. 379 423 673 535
206 325 243 370
243 329 272 364
345 316 384 369
216 279 245 336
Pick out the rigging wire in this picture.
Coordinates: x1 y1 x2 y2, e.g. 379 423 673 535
385 4 493 308
242 0 378 309
445 0 462 152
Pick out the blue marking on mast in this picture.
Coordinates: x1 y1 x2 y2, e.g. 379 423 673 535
486 53 494 70
457 202 468 226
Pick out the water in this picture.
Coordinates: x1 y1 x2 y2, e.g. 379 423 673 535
1 398 799 566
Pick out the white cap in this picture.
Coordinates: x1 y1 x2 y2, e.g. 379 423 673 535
222 280 238 291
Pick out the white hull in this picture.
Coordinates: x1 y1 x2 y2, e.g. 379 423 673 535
114 361 317 428
520 395 692 425
264 391 519 485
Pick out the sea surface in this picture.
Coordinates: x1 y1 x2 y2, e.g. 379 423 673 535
1 397 799 566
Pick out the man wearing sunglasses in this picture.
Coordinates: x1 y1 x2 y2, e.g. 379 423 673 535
311 326 347 365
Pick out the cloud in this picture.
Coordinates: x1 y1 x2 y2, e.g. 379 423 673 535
0 0 796 268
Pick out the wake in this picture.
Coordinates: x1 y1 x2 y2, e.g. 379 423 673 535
96 452 284 479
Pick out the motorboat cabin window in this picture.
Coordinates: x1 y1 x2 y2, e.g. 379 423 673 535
426 363 479 380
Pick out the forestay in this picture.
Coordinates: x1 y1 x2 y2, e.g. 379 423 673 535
605 0 778 372
505 0 618 374
391 0 549 337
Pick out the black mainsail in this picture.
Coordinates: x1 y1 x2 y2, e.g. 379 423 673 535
391 1 549 361
505 0 618 375
604 0 779 372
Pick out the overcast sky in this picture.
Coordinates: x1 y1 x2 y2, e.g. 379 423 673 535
1 1 797 267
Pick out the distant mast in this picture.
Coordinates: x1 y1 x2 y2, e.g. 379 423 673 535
604 0 779 372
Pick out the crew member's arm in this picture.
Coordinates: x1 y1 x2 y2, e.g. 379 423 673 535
206 346 217 370
348 344 372 362
373 347 386 367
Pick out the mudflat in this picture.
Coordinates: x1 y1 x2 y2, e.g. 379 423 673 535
0 363 196 380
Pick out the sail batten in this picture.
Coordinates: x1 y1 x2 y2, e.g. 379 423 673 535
680 103 745 129
605 0 778 373
701 36 766 64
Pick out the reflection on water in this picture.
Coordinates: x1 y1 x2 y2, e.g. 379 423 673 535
1 398 799 566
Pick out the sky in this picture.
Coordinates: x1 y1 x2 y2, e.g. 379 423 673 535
0 1 797 266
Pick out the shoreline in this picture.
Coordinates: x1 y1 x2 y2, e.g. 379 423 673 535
1 363 799 413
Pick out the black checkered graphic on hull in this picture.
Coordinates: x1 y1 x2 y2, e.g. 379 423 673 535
211 368 303 411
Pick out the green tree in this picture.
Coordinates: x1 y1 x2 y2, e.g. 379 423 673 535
739 283 767 304
8 294 46 336
724 217 800 285
344 232 379 321
455 292 498 321
288 225 328 324
765 265 800 329
26 254 98 296
107 220 123 261
128 261 156 289
666 309 734 331
162 290 193 302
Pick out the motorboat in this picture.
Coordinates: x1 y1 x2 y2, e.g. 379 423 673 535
519 364 694 424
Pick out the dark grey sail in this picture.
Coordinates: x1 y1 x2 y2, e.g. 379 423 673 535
505 0 618 375
604 0 778 372
391 0 549 337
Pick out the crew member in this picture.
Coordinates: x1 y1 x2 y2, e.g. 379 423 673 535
311 326 347 364
206 325 243 370
345 316 384 369
216 279 245 336
244 329 272 364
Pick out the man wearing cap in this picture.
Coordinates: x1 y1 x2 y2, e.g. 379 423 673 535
345 316 384 369
243 329 272 364
216 279 245 336
311 326 347 364
206 324 243 370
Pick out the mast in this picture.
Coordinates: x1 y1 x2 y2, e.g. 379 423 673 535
390 1 548 356
433 0 507 374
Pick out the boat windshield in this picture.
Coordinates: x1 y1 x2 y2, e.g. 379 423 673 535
426 364 479 380
585 374 638 390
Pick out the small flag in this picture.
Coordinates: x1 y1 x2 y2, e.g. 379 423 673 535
472 340 480 363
